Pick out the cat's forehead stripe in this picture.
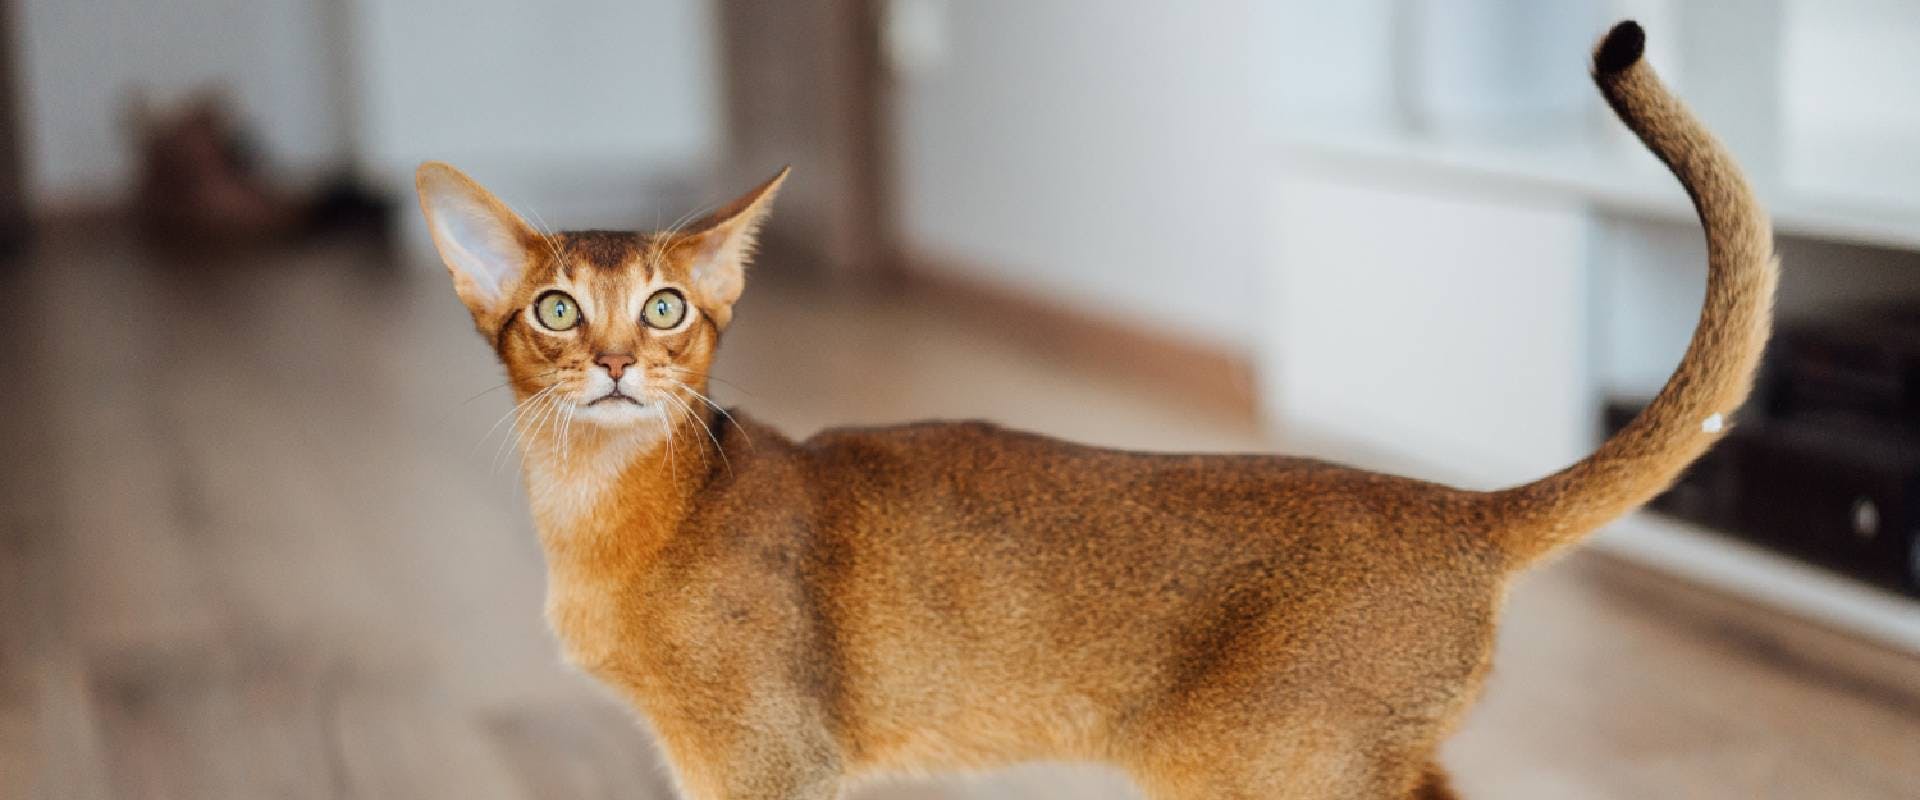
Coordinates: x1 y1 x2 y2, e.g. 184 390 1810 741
562 230 648 275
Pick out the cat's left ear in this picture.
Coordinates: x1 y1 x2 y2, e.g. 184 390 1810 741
416 162 539 329
678 167 789 317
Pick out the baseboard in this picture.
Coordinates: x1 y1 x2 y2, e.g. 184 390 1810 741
897 255 1261 422
1591 512 1920 654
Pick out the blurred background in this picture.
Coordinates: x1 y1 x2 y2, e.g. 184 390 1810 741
2 0 1918 797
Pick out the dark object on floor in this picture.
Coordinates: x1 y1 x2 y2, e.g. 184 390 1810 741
128 91 391 249
1736 415 1920 594
1606 402 1920 596
1608 307 1920 596
130 93 300 245
1763 308 1920 426
303 175 395 239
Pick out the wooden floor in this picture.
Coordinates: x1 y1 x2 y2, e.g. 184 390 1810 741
3 228 1917 799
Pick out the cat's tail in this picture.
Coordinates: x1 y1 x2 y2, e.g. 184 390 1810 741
1486 21 1777 567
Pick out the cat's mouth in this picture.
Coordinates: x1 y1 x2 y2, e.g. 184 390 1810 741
587 390 643 407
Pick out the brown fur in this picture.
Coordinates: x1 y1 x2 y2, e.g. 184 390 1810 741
415 23 1774 799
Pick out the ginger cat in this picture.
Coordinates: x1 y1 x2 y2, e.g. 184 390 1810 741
416 23 1773 800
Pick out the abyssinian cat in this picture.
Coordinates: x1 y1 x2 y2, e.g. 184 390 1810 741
416 23 1773 800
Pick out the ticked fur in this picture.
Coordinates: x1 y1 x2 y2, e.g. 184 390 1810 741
418 23 1774 800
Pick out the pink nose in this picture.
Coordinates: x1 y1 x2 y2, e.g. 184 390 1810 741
595 353 636 379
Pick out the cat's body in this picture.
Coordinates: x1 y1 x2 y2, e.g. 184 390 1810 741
542 415 1495 797
418 23 1775 799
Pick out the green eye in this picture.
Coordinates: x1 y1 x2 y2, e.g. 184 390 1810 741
642 289 687 329
534 291 581 331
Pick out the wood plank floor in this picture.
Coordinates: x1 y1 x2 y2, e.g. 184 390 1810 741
2 228 1917 799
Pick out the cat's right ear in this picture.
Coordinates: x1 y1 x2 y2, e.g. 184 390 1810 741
416 162 538 327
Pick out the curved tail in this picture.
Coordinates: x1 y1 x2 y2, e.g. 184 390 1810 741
1489 21 1777 566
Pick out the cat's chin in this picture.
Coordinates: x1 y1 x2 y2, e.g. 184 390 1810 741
569 399 667 428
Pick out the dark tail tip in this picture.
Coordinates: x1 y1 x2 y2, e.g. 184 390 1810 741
1593 20 1646 77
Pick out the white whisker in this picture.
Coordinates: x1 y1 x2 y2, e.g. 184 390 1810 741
461 368 558 406
646 198 719 278
663 376 753 451
661 365 754 397
526 388 571 455
661 390 731 479
658 404 679 483
475 383 559 460
494 393 543 472
500 387 567 473
493 394 539 472
517 201 568 268
560 401 578 462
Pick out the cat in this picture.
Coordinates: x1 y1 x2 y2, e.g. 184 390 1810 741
415 22 1773 800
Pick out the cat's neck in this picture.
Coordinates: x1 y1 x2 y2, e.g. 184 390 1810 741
515 399 727 672
514 399 721 555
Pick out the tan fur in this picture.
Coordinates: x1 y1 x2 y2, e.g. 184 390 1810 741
417 23 1773 800
1486 23 1778 564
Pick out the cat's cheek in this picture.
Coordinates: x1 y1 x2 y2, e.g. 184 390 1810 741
664 321 718 365
504 327 575 371
537 335 574 363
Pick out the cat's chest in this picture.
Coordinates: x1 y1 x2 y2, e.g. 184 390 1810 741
526 466 626 533
541 543 790 700
540 555 706 685
545 572 633 674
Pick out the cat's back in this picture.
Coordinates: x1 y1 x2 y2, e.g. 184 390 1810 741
797 418 1493 561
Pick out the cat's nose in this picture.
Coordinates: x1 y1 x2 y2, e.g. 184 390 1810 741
594 353 637 379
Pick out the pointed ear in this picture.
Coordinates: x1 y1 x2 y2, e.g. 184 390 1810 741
678 166 789 310
416 162 538 323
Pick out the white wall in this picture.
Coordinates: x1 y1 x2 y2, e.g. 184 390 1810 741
14 0 347 209
1781 0 1920 205
12 0 723 224
890 0 1262 351
351 0 722 240
1268 170 1594 484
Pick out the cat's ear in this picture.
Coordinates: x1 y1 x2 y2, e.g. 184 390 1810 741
416 162 539 323
678 167 789 312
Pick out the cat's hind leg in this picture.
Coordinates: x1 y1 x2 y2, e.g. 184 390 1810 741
1115 674 1453 799
1410 762 1462 799
666 765 843 800
1126 747 1453 800
1124 741 1414 799
650 718 845 800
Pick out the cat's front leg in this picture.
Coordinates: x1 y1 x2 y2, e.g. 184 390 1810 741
664 758 843 800
653 717 846 800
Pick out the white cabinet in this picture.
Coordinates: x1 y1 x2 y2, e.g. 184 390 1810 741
1264 171 1592 488
1257 134 1920 651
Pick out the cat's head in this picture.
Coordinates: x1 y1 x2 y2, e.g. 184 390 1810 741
417 162 786 428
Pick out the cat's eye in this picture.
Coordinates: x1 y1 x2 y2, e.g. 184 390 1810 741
533 291 582 331
642 289 687 330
